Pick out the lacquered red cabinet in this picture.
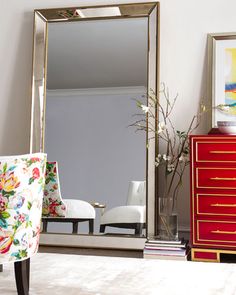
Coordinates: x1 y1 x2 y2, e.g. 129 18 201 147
190 135 236 262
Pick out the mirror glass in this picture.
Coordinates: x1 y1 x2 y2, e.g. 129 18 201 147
31 3 159 246
45 18 147 236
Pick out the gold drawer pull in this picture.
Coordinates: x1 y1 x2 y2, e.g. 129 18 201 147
211 230 236 235
209 151 236 154
211 203 236 207
210 177 236 181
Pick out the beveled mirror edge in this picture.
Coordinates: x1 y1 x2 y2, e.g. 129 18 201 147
30 12 48 154
30 2 160 249
35 2 158 23
154 2 160 236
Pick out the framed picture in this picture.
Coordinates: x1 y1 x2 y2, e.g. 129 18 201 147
208 33 236 129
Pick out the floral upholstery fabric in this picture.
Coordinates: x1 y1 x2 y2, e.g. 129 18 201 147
0 153 46 263
42 162 66 217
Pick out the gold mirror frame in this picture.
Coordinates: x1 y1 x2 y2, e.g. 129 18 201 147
30 2 159 249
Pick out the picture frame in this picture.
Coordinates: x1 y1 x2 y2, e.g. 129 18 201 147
208 32 236 129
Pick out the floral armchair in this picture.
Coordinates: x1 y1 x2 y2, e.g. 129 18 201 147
42 161 95 234
42 161 66 217
0 153 46 295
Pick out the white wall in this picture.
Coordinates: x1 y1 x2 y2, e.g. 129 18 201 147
45 89 146 234
1 0 236 230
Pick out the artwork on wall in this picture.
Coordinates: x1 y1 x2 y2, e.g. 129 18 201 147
208 33 236 128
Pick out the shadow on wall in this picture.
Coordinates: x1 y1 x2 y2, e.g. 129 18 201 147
197 35 209 134
177 38 209 230
1 12 34 155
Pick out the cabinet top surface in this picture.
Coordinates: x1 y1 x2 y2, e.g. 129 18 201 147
190 134 236 139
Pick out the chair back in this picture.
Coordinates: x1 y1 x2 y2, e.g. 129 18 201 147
42 162 67 217
0 153 46 263
126 181 146 206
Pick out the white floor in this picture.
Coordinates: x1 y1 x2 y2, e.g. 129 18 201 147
1 253 236 295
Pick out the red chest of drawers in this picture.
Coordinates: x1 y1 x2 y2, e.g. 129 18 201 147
190 135 236 262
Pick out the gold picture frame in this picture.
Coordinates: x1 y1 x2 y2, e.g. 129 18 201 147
208 32 236 130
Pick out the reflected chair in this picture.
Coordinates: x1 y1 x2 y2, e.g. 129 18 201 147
42 162 95 234
0 153 46 295
100 181 146 236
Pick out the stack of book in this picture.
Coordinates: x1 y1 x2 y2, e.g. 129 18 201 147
143 238 190 260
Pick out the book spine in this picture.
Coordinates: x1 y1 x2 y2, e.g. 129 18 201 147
144 246 186 251
143 250 186 256
147 238 185 244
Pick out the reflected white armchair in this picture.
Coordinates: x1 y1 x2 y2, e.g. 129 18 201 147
100 181 146 236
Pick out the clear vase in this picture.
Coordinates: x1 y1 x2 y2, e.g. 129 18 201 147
157 197 178 241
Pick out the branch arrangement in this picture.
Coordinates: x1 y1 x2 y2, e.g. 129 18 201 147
131 83 206 204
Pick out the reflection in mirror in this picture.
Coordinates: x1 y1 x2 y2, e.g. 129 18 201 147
30 3 159 247
44 18 147 236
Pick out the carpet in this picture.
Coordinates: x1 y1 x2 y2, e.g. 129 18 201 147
1 253 236 295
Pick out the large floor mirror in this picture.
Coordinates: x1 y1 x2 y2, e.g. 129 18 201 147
30 3 159 249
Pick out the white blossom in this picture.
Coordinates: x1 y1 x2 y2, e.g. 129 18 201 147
179 155 184 162
158 122 166 134
167 164 175 172
140 104 150 113
179 153 189 162
155 160 160 167
155 154 162 167
163 154 171 161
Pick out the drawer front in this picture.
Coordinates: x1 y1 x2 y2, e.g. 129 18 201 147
197 194 236 216
197 168 236 189
196 141 236 162
197 220 236 244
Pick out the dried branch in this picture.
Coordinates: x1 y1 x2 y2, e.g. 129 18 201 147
130 85 206 205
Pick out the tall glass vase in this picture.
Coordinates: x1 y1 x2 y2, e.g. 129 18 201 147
157 197 178 241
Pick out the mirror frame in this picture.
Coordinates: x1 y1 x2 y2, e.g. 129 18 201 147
30 2 160 250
